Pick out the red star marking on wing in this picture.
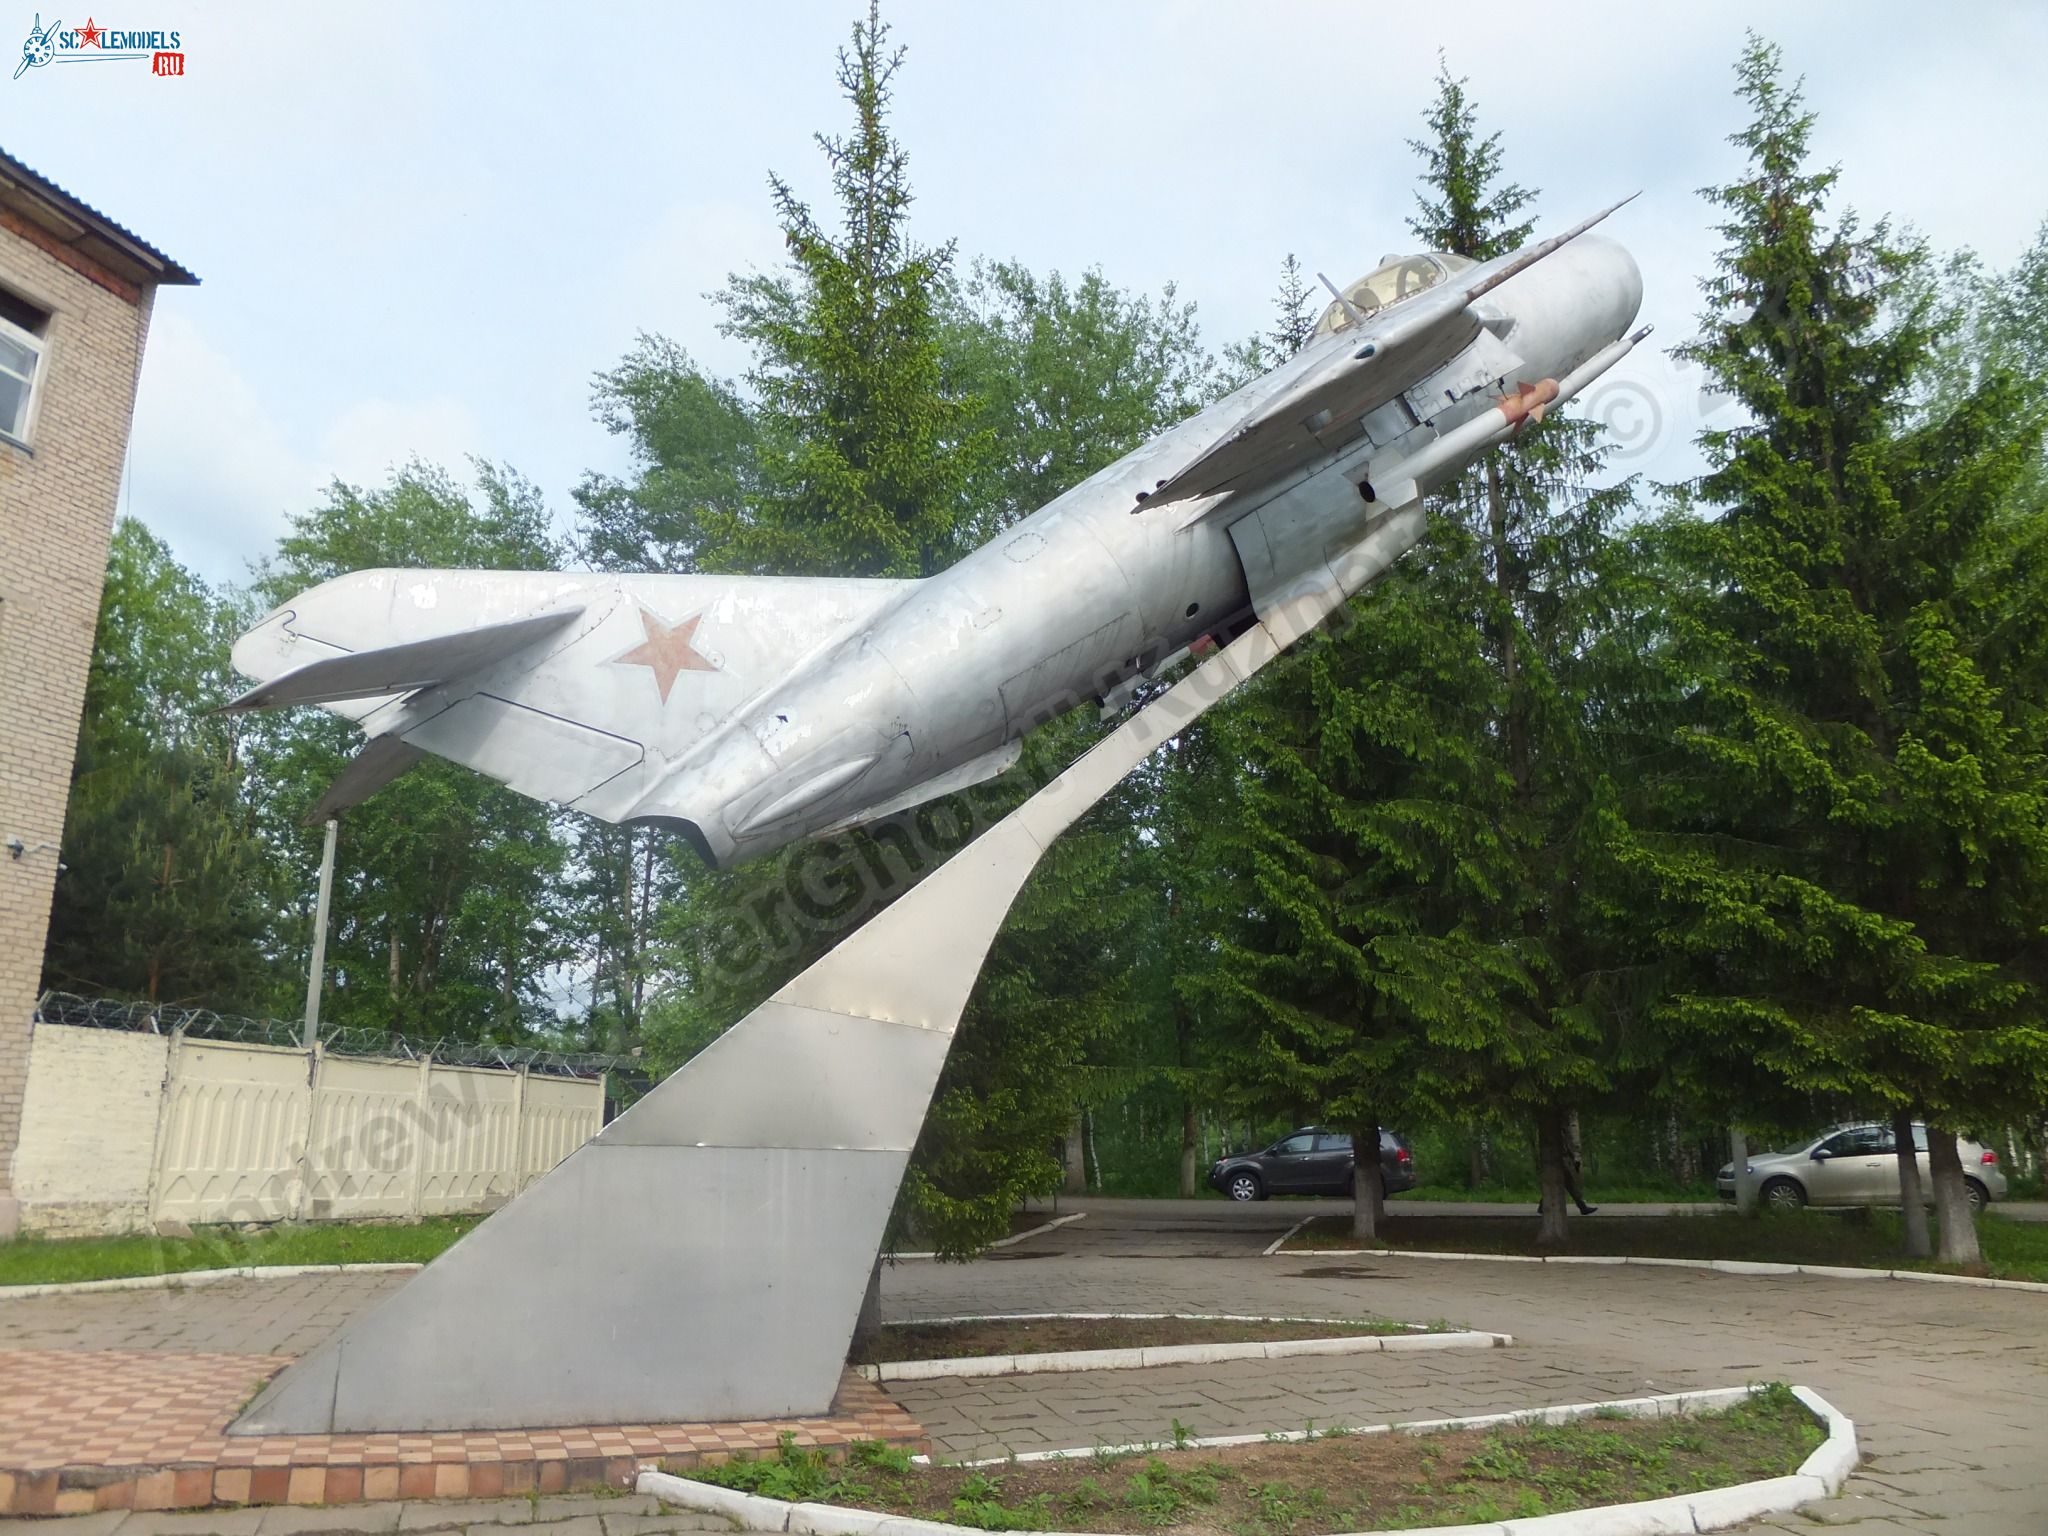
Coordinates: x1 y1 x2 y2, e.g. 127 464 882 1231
75 17 102 46
610 606 717 703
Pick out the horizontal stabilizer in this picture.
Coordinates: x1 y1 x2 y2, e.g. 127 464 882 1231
303 736 427 824
222 607 584 713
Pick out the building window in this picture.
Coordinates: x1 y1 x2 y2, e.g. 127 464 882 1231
0 287 51 447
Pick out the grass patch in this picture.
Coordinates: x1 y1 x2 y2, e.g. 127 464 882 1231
679 1385 1820 1532
1396 1183 1713 1205
0 1216 481 1287
853 1315 1421 1366
1285 1207 2048 1281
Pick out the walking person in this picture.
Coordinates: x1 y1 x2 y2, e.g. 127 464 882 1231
1538 1150 1599 1216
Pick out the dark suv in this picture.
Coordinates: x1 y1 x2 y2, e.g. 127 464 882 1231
1207 1127 1416 1201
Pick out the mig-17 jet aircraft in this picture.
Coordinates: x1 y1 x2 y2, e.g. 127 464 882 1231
230 201 1647 865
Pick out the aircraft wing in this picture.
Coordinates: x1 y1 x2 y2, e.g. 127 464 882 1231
1141 197 1636 509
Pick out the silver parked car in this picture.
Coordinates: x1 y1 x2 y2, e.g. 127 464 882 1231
1717 1122 2008 1212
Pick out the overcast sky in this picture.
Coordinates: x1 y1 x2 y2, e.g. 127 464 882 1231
7 1 2046 586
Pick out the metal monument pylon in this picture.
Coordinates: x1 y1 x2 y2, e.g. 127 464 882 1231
235 605 1320 1434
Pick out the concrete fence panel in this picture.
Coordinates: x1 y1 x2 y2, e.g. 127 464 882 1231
520 1073 603 1181
154 1038 313 1227
304 1052 423 1221
416 1064 522 1216
11 1022 605 1238
12 1024 169 1237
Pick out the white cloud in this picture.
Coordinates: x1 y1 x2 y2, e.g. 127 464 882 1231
317 396 484 493
123 311 487 588
122 309 312 587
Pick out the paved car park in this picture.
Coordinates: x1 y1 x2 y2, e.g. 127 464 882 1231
2 1198 2042 1534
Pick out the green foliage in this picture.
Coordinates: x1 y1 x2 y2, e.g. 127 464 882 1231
1196 61 1644 1238
609 7 1232 1257
55 24 2048 1271
1284 1206 2048 1282
1630 36 2048 1157
1268 255 1317 358
1406 54 1535 260
246 462 573 1039
42 520 274 1007
950 1472 1055 1531
946 260 1217 547
0 1216 479 1287
576 334 758 575
710 2 981 580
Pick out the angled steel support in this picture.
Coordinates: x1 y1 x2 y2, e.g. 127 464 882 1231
234 616 1299 1435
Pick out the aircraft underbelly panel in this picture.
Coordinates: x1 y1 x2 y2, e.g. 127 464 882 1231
999 613 1137 735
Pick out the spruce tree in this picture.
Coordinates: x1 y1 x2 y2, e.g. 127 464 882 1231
1403 62 1641 1244
1406 57 1534 261
714 0 982 578
1205 61 1642 1245
1269 255 1317 357
1646 37 2048 1265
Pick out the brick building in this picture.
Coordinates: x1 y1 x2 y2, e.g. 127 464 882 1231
0 150 196 1239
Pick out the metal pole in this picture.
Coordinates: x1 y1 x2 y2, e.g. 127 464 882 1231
302 817 339 1048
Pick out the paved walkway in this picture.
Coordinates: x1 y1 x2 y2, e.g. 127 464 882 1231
0 1491 722 1534
4 1199 2043 1533
927 1202 2048 1532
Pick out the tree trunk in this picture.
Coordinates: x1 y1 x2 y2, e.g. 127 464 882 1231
1892 1110 1931 1259
1351 1121 1386 1241
1176 993 1198 1198
1669 1108 1699 1186
1083 1106 1100 1192
1062 1108 1086 1195
1535 1110 1571 1247
1731 1127 1755 1214
1469 1135 1484 1191
1927 1124 1984 1269
849 1253 882 1358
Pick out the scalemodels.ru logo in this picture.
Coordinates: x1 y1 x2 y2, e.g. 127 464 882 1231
14 13 184 79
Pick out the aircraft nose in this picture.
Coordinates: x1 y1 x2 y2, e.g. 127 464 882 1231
1579 233 1643 341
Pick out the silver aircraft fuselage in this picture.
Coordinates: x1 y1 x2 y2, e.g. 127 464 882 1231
231 217 1645 866
665 234 1643 864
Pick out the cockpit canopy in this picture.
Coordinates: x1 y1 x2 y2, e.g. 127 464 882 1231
1311 251 1476 337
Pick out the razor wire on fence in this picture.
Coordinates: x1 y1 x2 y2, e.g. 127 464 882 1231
32 990 634 1081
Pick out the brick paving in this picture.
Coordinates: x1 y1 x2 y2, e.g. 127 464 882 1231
3 1200 2044 1531
0 1491 724 1534
0 1272 407 1357
0 1341 918 1516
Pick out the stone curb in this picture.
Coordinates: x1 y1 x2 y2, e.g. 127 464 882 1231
1266 1241 2048 1292
891 1213 1084 1262
637 1384 1855 1536
0 1261 424 1300
855 1316 1508 1382
0 1212 1093 1300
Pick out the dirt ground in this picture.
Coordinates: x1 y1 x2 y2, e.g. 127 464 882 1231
684 1390 1819 1532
